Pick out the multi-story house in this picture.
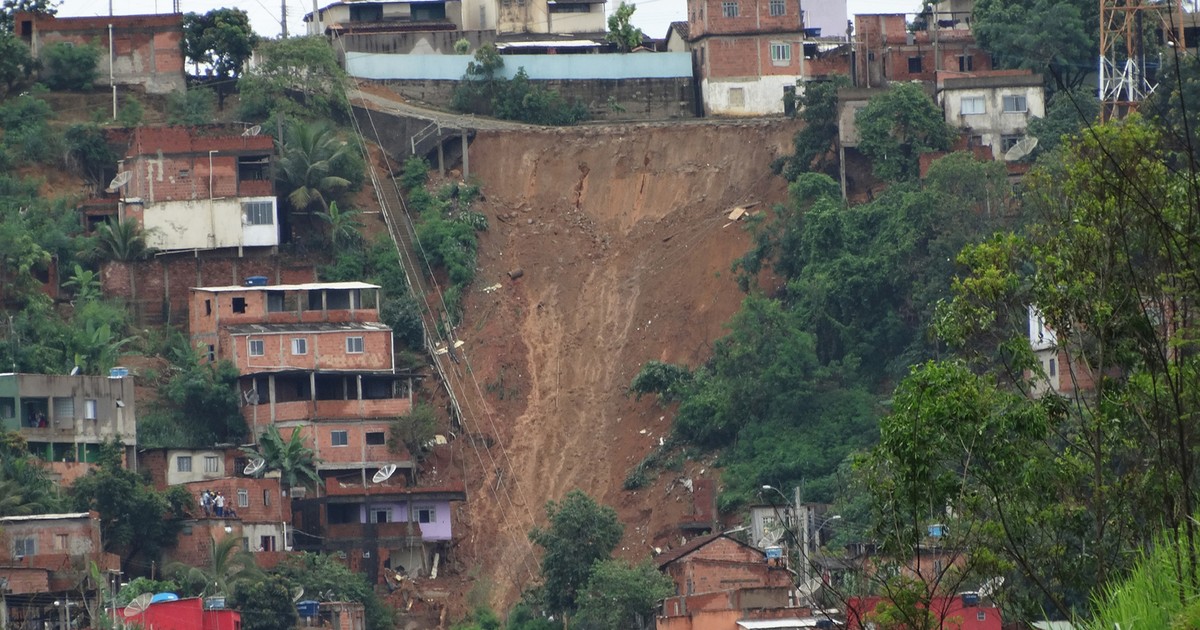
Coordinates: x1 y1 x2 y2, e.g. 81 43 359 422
14 12 186 94
115 126 278 254
939 71 1045 160
188 279 462 583
304 0 604 38
685 0 850 115
0 512 120 629
0 372 136 482
854 12 991 88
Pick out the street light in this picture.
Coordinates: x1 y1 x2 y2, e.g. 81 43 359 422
760 485 842 597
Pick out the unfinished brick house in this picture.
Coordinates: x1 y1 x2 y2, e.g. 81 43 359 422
114 126 278 254
0 372 136 484
854 11 991 88
686 0 851 115
187 279 462 582
14 12 185 94
0 512 119 629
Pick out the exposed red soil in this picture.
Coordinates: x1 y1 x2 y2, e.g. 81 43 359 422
434 119 804 613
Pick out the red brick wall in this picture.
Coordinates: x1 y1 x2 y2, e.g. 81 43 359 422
140 449 170 490
690 0 803 39
307 420 407 466
228 329 394 372
178 477 291 523
663 538 792 596
0 567 50 595
19 13 185 92
100 255 318 326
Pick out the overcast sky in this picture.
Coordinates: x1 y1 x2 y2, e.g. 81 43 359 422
57 0 922 40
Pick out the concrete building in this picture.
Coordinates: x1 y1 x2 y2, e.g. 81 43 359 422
304 0 481 33
0 372 136 482
14 12 186 94
938 71 1045 160
117 597 241 630
848 594 1001 630
117 126 278 254
0 512 120 630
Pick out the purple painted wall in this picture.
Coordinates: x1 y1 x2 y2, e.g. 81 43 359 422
356 500 452 541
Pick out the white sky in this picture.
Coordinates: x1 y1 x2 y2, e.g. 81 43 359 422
57 0 922 40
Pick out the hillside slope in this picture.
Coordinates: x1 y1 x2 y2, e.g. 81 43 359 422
441 120 803 608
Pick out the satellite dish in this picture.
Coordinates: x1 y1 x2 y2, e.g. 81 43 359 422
759 522 786 548
106 171 132 193
1003 135 1039 161
124 593 153 618
242 389 260 405
70 366 80 376
372 464 397 483
292 587 305 603
244 459 266 476
242 125 262 136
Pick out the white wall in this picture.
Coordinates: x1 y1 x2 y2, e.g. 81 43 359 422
345 51 693 79
167 450 227 486
142 196 278 251
942 83 1045 160
701 75 798 116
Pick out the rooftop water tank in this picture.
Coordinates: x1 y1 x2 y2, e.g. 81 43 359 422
245 276 269 287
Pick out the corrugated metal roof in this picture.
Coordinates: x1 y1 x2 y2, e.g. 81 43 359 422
192 281 380 293
0 512 92 523
226 322 391 334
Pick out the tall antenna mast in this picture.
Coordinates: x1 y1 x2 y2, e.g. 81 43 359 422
1099 0 1187 120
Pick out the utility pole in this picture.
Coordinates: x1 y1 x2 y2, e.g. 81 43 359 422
281 0 288 38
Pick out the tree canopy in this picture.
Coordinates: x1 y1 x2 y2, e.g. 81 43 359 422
528 490 623 617
605 2 643 53
238 36 349 121
972 0 1096 91
182 9 258 108
855 83 956 182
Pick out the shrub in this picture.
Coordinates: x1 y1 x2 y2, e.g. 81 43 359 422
117 96 145 127
63 123 116 185
166 88 216 125
42 41 99 91
399 156 430 192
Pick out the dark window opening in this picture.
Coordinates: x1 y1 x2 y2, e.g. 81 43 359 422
207 345 216 361
232 297 247 313
349 3 383 20
328 504 356 524
908 56 922 73
307 290 324 311
237 155 270 181
958 54 973 72
412 3 446 20
363 377 402 400
205 299 212 316
315 375 353 401
549 3 590 12
366 432 386 445
0 397 14 420
326 289 354 310
803 43 818 58
266 291 285 312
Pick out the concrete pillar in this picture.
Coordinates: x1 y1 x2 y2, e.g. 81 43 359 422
461 131 469 179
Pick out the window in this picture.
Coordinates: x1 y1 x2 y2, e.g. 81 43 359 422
237 489 249 508
908 56 922 73
372 508 391 523
242 201 274 225
53 397 74 421
55 534 68 550
417 507 437 523
177 455 193 472
205 299 212 316
976 612 987 622
1048 358 1058 377
549 3 590 12
1002 94 1028 113
248 339 265 357
769 43 791 64
960 96 985 115
958 54 974 71
178 169 190 179
291 338 308 355
721 1 738 17
346 336 365 354
0 397 13 419
263 489 271 506
238 155 270 181
13 537 35 557
769 0 785 15
366 431 386 445
84 399 97 420
232 297 247 313
260 535 277 551
1000 134 1022 153
331 430 348 446
206 345 216 362
204 455 220 473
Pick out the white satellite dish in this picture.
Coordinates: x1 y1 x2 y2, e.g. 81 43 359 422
242 125 262 136
291 587 305 603
373 464 397 484
106 171 132 193
1003 135 1039 161
244 459 266 476
758 522 786 548
124 593 153 618
242 389 260 405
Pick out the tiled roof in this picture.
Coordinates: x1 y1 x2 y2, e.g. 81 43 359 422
668 21 690 40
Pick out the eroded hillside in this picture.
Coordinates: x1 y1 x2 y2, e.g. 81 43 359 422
439 120 803 609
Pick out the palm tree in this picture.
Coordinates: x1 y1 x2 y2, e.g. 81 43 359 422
167 535 263 597
274 121 353 214
241 425 320 495
316 201 364 247
93 219 156 311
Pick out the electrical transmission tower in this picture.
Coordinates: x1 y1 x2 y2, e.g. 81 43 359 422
1099 0 1187 120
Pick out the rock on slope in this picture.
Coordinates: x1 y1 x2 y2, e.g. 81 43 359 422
441 119 803 610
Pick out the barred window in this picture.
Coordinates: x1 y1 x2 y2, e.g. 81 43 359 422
242 201 274 225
